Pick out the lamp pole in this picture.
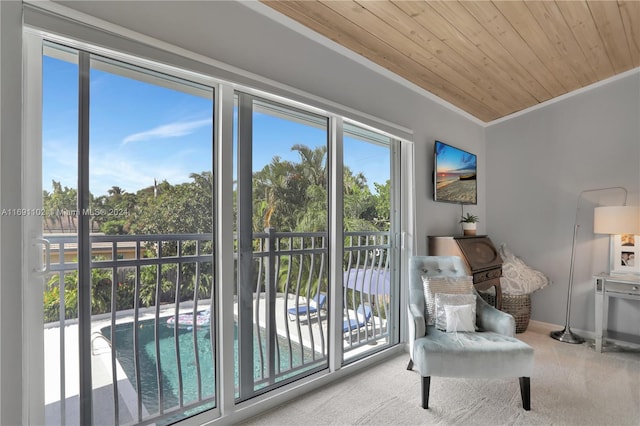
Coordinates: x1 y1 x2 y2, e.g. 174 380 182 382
550 186 627 344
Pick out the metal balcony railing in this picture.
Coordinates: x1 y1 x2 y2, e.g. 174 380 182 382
43 229 391 425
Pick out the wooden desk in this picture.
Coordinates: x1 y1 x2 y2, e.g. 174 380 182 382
594 274 640 352
428 235 502 309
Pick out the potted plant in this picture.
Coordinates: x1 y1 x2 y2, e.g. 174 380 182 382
460 213 479 236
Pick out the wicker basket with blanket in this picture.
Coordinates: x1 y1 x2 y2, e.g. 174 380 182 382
489 244 550 333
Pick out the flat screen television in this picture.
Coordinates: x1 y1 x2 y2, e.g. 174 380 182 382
434 140 477 204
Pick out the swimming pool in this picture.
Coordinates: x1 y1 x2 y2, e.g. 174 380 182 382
103 318 214 418
102 314 323 421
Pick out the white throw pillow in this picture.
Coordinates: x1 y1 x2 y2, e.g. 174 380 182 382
499 243 550 295
434 293 476 331
445 304 476 333
422 276 474 325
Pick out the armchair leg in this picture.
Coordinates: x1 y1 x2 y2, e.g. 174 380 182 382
421 376 431 409
519 377 530 411
406 359 414 370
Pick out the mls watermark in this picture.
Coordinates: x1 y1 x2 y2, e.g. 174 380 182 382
1 208 129 217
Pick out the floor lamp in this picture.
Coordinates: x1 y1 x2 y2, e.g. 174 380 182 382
550 186 635 344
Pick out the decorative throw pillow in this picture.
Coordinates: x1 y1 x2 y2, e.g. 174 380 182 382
421 276 474 325
499 243 551 295
434 293 476 331
445 304 476 332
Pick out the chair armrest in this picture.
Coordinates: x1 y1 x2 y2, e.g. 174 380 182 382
476 295 515 337
408 303 426 339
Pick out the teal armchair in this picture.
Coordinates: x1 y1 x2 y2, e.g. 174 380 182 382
407 256 534 410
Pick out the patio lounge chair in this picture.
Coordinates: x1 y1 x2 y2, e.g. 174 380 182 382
287 293 327 321
342 304 372 333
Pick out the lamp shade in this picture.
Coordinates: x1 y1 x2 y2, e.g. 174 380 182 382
593 206 640 235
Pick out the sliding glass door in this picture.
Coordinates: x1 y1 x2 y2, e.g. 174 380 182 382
24 34 403 426
36 42 216 425
234 93 330 400
342 123 397 361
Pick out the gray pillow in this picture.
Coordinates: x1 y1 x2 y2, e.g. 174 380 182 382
421 276 474 325
435 293 476 331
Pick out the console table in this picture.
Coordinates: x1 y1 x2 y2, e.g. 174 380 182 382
594 274 640 352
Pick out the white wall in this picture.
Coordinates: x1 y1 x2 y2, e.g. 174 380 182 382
0 1 24 424
486 71 640 336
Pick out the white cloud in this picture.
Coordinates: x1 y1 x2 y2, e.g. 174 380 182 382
89 152 197 195
122 118 212 144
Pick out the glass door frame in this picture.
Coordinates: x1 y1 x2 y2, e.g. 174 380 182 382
22 31 224 425
23 30 46 426
23 26 408 425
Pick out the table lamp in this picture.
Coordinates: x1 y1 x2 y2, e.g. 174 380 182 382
594 206 640 274
594 205 640 235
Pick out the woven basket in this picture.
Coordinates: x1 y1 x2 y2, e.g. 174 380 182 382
481 293 531 333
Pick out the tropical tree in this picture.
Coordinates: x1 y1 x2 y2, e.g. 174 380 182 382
373 180 391 231
253 156 302 231
42 189 56 233
92 186 136 234
128 172 213 236
291 143 327 188
46 180 78 233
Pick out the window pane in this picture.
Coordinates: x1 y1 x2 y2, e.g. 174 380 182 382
235 95 330 400
342 123 393 361
88 55 215 423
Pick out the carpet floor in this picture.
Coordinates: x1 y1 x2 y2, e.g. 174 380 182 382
241 322 639 425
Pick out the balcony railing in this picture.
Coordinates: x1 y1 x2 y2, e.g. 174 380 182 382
43 229 391 425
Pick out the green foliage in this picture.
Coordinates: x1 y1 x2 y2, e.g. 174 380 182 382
41 143 390 319
43 260 213 323
42 180 78 233
43 266 112 322
129 172 213 235
460 212 480 223
100 219 126 235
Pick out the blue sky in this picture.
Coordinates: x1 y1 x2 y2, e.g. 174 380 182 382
43 55 389 197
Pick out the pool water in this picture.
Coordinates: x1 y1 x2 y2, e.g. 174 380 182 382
102 315 323 420
103 319 215 417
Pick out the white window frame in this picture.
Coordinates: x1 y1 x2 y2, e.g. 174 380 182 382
21 5 415 424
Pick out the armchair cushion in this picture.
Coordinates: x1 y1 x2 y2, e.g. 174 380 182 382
412 326 534 378
422 275 474 325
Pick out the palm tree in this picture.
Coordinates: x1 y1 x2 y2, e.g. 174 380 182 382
291 144 327 188
42 190 55 233
107 186 124 197
253 156 300 231
50 181 66 232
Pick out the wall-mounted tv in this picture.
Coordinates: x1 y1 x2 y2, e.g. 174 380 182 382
434 140 477 205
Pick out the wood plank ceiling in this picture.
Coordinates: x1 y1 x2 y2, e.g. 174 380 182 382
261 1 640 123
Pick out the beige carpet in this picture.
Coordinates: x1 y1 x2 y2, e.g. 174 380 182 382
241 322 640 425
